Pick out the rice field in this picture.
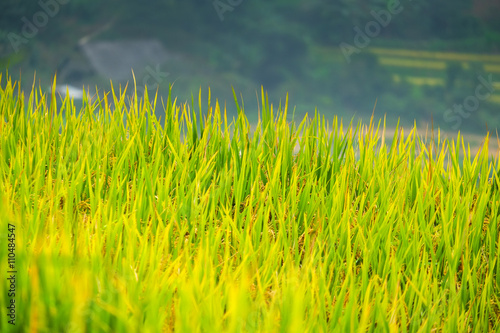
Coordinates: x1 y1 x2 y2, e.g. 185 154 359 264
313 45 500 104
0 74 499 332
369 48 500 104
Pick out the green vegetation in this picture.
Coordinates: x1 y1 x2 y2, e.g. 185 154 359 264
0 74 499 332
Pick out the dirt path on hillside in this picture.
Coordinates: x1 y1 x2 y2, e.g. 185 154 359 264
379 125 500 158
269 123 500 158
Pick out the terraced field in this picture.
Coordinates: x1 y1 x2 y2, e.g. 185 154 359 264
369 47 500 104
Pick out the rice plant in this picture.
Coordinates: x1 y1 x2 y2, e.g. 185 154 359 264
0 73 499 332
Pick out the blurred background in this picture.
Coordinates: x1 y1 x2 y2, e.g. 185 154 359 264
1 0 499 142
